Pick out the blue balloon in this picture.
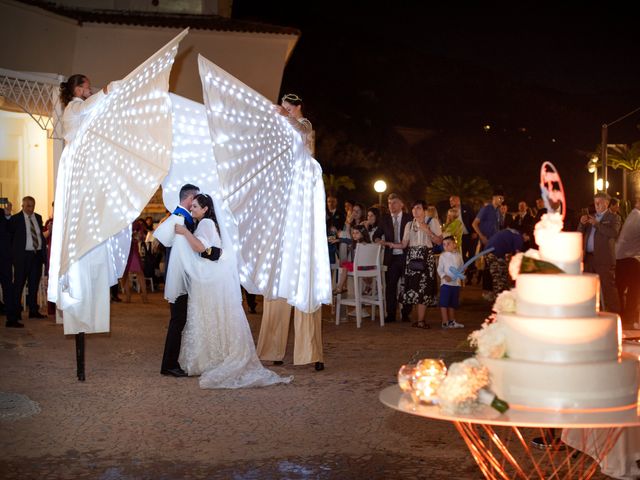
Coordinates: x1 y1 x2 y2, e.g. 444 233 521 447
448 247 495 281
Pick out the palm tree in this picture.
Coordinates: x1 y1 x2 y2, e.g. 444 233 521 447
323 173 356 197
425 175 492 206
606 142 640 201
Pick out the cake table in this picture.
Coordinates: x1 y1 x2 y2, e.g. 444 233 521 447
380 384 640 479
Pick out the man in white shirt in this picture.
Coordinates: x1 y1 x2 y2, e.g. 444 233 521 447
615 196 640 325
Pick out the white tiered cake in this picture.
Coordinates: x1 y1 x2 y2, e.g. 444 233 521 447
478 221 639 411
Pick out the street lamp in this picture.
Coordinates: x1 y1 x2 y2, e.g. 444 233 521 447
373 179 387 207
587 156 598 194
596 178 610 191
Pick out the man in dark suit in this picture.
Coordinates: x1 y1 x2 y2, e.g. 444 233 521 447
373 193 412 323
1 201 21 327
9 196 47 321
160 183 199 377
449 195 477 265
578 192 621 313
512 200 535 250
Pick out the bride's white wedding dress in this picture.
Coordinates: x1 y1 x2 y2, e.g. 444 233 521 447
160 217 291 388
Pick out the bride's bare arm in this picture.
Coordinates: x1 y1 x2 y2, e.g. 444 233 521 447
175 224 205 253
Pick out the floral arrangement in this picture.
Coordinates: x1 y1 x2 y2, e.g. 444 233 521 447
436 358 509 414
492 289 516 314
534 211 563 245
468 320 506 359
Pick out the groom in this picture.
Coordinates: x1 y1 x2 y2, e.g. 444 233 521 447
160 183 199 377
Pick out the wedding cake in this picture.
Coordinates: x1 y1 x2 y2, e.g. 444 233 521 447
476 214 639 411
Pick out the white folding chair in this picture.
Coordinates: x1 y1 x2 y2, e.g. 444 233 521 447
335 243 385 327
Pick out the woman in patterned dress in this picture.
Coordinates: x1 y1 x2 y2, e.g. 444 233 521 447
384 200 442 328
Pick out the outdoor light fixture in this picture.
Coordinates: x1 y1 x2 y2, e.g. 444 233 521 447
596 178 609 191
374 179 387 206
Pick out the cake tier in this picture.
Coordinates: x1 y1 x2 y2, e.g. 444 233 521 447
516 273 600 317
479 354 639 411
498 312 620 363
537 231 583 275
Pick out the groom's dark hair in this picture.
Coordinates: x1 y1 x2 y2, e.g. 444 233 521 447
179 184 199 201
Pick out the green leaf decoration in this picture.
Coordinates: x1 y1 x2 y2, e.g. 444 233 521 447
519 256 564 274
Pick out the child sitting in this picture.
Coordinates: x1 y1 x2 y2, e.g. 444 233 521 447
333 224 372 294
436 236 464 328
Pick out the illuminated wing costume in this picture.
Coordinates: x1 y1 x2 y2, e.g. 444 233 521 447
197 55 331 313
48 30 187 334
161 57 331 313
49 31 329 336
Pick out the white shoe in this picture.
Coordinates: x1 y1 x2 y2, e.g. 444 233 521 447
447 320 464 329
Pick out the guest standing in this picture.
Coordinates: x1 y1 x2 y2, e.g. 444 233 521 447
9 196 47 320
578 192 621 313
372 193 412 323
384 200 442 329
472 191 504 299
615 196 639 324
1 201 20 327
437 236 464 329
449 195 477 280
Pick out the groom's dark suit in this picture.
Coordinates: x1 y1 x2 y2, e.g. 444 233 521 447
161 206 195 374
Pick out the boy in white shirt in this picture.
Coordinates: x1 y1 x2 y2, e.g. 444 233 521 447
437 236 464 328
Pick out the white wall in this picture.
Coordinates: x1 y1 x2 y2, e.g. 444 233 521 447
0 0 297 103
0 111 52 217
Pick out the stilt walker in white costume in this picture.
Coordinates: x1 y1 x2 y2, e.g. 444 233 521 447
255 93 325 371
48 31 186 380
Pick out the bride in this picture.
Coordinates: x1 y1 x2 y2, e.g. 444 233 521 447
161 193 291 388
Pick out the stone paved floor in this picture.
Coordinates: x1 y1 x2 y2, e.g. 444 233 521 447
0 285 613 479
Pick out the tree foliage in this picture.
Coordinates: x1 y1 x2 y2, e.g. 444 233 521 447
323 174 356 197
425 175 493 205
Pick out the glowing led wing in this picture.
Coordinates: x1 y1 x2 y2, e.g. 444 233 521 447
198 55 331 312
162 94 246 287
55 29 187 276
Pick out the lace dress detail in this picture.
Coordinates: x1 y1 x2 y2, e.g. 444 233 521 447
164 218 291 388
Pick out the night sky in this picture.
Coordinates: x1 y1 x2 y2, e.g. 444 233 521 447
233 2 640 211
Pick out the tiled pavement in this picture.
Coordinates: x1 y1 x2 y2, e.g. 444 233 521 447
0 285 612 479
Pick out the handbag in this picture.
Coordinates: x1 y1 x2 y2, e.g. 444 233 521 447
407 258 426 271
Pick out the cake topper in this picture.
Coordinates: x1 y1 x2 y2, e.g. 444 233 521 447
539 161 566 220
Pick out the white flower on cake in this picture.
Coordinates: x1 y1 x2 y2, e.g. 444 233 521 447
492 289 516 314
468 320 506 359
436 358 509 414
534 211 563 247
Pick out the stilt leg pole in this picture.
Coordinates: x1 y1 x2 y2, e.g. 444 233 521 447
75 332 85 381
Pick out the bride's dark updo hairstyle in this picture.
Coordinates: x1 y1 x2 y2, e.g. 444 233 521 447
194 193 219 233
59 74 88 107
